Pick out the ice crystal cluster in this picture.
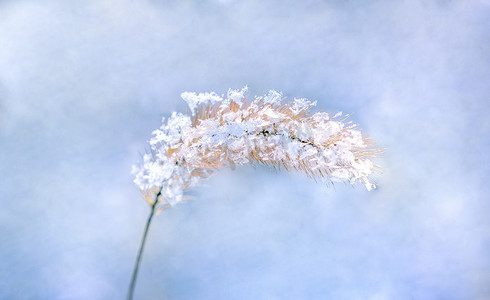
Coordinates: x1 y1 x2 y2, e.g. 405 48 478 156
132 87 379 209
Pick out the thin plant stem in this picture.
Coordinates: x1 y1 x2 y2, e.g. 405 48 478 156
127 188 162 300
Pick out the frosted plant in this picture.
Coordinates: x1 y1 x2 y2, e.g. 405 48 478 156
132 86 380 209
127 87 381 299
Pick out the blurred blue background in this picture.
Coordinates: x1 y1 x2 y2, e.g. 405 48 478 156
1 0 489 299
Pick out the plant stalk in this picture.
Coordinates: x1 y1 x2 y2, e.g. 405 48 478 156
127 188 162 300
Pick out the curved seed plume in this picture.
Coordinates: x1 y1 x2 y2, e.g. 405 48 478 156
132 87 381 209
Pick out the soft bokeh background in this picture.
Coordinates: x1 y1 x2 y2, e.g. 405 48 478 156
1 0 489 299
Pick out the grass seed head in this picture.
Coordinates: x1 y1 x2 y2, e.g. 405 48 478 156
132 87 381 208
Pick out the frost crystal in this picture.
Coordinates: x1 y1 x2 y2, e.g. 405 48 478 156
181 91 223 115
262 90 283 106
226 86 248 107
133 87 381 209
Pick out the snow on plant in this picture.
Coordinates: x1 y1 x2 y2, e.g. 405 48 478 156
127 87 381 299
132 86 380 209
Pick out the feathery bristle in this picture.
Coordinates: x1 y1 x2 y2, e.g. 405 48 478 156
132 87 381 209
